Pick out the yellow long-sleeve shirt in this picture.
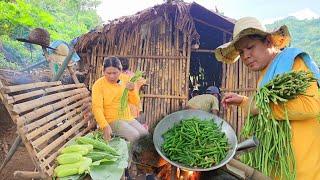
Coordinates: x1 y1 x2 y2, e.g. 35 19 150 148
92 74 140 129
241 57 320 179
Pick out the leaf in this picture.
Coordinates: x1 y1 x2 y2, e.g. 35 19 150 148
88 138 129 180
89 164 125 180
108 138 129 169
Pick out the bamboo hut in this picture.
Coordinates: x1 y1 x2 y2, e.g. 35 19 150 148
75 1 259 134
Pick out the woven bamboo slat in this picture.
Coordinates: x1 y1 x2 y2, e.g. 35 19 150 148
17 94 89 127
8 84 85 104
2 81 62 93
36 119 86 160
12 88 88 114
26 106 83 141
31 112 83 148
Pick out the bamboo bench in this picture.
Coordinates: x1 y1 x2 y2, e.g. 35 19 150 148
0 81 95 179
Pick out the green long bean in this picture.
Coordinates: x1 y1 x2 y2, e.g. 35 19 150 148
162 118 229 168
241 71 317 179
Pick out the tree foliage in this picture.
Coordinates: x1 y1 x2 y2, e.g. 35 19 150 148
266 17 320 65
0 0 102 69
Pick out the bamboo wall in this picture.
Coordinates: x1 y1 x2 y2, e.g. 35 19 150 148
220 60 259 136
87 17 192 129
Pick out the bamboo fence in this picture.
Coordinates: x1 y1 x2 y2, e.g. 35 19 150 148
220 61 259 136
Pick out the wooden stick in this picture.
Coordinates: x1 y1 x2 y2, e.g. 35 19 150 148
190 49 215 53
97 54 188 59
193 17 233 35
2 81 61 93
67 66 80 84
13 171 47 179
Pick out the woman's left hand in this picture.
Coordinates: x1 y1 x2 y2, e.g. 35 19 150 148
126 82 135 91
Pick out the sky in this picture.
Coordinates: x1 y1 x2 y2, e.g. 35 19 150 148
97 0 320 24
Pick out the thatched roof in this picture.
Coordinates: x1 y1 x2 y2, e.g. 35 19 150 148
75 1 234 53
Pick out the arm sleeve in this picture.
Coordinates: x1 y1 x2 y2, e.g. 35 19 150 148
270 57 320 120
239 95 249 108
210 96 219 111
92 82 108 129
128 89 140 106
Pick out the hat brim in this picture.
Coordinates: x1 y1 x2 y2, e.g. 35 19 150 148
214 25 291 64
16 38 56 50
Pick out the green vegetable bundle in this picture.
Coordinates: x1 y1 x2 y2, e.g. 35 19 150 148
162 118 229 168
119 70 143 118
241 71 317 179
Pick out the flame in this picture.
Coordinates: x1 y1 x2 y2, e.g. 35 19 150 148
187 171 194 176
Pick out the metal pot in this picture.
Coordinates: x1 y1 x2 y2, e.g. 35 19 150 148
153 109 259 171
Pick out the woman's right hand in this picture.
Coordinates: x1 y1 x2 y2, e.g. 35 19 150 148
222 92 244 108
102 124 113 141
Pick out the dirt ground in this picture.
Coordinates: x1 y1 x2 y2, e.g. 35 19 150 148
0 103 34 180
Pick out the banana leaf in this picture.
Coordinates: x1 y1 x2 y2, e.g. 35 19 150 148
89 137 129 180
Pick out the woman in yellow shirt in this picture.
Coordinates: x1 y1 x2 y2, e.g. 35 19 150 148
215 17 320 179
92 56 148 142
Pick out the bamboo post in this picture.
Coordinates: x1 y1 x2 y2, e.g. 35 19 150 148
0 136 22 174
185 34 191 108
20 60 47 72
51 48 75 82
67 65 80 84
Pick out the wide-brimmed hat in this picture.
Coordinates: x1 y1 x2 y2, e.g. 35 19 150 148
47 40 80 65
16 28 55 49
214 17 291 64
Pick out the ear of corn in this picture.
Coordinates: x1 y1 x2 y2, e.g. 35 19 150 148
54 165 79 177
61 144 93 155
54 157 92 177
76 137 118 156
57 153 83 164
78 157 92 174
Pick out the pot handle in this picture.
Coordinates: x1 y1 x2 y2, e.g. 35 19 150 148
236 136 259 152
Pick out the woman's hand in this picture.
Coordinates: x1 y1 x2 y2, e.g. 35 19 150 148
126 82 135 91
102 124 112 141
222 92 244 108
249 98 259 116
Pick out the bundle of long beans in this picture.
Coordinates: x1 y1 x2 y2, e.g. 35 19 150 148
118 70 143 118
241 71 317 179
162 118 229 168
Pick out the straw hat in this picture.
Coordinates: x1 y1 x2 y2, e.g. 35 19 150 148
47 40 80 65
16 28 55 49
214 17 291 64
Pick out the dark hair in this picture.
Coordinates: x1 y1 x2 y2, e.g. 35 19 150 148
118 57 129 71
235 34 268 50
247 34 267 42
103 56 122 71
